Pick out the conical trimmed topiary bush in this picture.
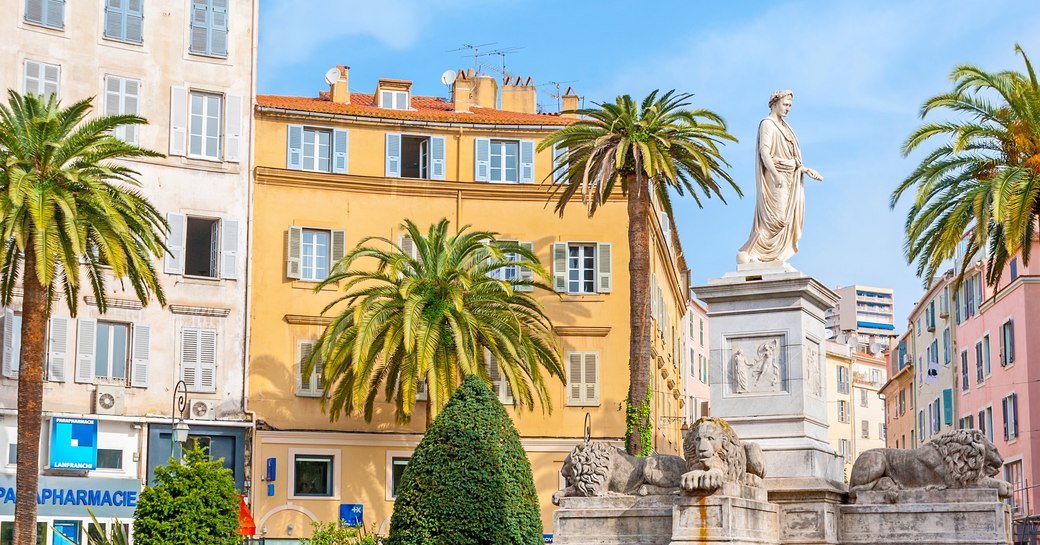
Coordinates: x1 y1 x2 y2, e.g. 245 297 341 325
386 375 542 545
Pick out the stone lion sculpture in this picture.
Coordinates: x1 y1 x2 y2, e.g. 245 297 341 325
849 428 1012 502
680 417 765 493
551 441 687 504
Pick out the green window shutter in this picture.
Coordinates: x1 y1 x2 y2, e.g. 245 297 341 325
942 388 953 425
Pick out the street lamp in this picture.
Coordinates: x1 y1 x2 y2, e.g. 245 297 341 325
171 380 189 459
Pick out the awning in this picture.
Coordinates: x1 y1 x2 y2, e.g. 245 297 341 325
238 494 256 536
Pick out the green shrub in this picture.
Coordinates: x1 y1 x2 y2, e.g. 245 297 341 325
386 375 542 545
303 521 379 545
133 444 240 545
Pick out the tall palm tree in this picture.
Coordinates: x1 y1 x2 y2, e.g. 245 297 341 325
304 218 564 426
892 45 1040 291
0 91 166 544
538 90 738 455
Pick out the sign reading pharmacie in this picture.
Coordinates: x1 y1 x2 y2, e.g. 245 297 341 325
0 475 140 519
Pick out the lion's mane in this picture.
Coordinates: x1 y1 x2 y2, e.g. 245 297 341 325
566 441 613 496
932 428 989 486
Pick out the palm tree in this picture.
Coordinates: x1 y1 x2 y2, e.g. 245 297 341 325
538 90 739 455
304 218 564 427
0 91 166 544
892 45 1040 291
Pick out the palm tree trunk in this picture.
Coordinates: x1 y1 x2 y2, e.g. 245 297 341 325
14 243 47 545
626 177 652 455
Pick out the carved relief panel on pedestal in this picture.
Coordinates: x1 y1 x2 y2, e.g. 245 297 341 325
728 335 786 395
805 340 822 398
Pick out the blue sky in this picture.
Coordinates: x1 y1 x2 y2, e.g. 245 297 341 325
257 0 1040 324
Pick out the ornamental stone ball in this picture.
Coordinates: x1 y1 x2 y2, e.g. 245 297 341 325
735 90 823 266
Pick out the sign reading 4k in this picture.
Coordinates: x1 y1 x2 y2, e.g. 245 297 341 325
49 417 98 470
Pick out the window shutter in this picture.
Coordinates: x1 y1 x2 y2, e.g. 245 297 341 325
330 229 347 265
487 351 502 399
190 1 209 54
224 94 243 163
943 388 953 425
210 0 228 56
164 212 186 275
332 129 349 174
1011 394 1018 437
181 328 199 390
169 86 188 156
385 133 402 177
297 340 319 397
1007 320 1015 364
474 138 490 182
24 61 41 95
26 0 44 24
552 242 568 292
2 310 17 379
596 242 612 293
516 241 534 292
584 353 599 405
285 124 304 169
75 318 97 384
416 376 428 401
104 0 124 40
130 324 150 387
220 219 239 280
552 144 566 183
286 226 302 279
519 140 535 183
122 78 140 144
430 136 446 180
199 329 217 392
1002 397 1009 441
42 64 60 97
399 235 417 259
47 316 69 382
125 0 143 42
46 0 64 28
567 352 582 404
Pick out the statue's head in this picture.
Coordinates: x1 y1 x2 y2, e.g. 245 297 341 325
768 90 794 116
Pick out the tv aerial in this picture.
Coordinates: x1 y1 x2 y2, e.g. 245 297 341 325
447 42 497 72
323 67 341 86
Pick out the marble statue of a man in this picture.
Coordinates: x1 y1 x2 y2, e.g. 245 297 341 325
735 90 823 266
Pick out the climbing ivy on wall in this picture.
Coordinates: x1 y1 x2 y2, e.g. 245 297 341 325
625 382 653 456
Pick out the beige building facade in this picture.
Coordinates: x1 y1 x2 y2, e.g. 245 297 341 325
825 341 887 478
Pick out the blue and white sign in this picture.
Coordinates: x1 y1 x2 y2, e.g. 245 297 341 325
49 417 98 470
339 504 363 527
0 475 140 518
543 534 553 543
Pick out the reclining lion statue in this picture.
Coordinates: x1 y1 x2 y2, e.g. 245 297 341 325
551 441 687 504
680 417 765 493
849 428 1012 502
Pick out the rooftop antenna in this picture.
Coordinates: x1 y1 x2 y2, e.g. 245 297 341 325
482 46 523 82
537 80 577 111
448 42 497 73
439 69 457 100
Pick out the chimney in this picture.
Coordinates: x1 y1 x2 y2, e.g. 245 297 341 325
330 65 350 104
500 76 536 114
560 87 580 118
471 73 499 109
452 70 473 113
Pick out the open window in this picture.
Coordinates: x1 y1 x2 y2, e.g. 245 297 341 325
166 213 239 280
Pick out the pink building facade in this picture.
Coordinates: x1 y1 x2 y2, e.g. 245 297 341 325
954 251 1040 523
682 299 710 424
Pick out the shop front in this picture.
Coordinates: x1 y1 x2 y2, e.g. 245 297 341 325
0 474 139 545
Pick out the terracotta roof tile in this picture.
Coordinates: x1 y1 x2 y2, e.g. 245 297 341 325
257 93 573 126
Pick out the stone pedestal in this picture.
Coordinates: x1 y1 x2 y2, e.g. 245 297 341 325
694 268 846 545
838 489 1012 545
553 495 675 545
671 484 779 545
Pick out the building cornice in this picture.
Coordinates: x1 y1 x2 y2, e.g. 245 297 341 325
554 326 611 337
256 106 569 132
254 429 619 451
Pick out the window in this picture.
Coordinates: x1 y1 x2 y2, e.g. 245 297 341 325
489 241 534 293
1010 257 1018 281
931 398 941 434
384 134 446 180
96 448 123 470
942 329 950 365
24 0 64 29
180 328 216 393
870 368 882 385
566 352 600 406
699 355 708 384
861 419 869 439
1002 393 1019 441
978 407 994 442
103 76 141 144
286 227 346 282
837 366 850 395
486 351 513 404
296 341 324 398
103 0 143 43
189 0 228 57
859 388 869 408
474 138 535 183
188 91 222 160
897 389 906 416
837 400 849 423
960 350 969 391
1 522 47 545
1004 460 1024 514
293 454 334 497
699 319 705 347
23 60 59 98
303 128 331 172
286 125 348 174
389 456 410 499
926 300 935 330
6 444 15 465
959 415 974 430
879 422 886 440
838 439 850 460
379 90 409 110
975 341 984 384
51 521 80 545
94 322 129 381
1000 319 1015 366
552 242 612 295
165 214 238 280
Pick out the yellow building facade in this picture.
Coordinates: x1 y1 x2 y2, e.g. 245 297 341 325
247 67 691 539
824 341 888 479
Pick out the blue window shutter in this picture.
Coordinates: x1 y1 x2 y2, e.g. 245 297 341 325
943 389 953 425
332 129 349 174
25 0 44 25
430 136 446 180
286 125 304 170
190 1 210 54
519 140 535 183
474 138 490 181
385 133 401 177
125 0 143 43
210 0 228 57
104 0 124 40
